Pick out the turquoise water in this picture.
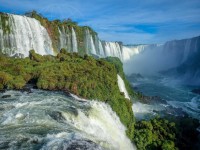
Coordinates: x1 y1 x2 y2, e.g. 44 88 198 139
130 75 200 120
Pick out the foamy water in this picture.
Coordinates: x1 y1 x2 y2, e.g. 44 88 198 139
0 90 135 150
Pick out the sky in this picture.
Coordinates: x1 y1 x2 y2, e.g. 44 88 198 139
0 0 200 44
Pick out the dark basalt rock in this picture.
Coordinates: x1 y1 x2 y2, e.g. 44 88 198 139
48 111 65 122
68 106 78 116
139 93 167 104
0 89 5 93
0 107 4 111
21 87 32 93
11 53 24 58
64 90 72 97
20 84 35 93
128 73 144 80
164 106 187 117
1 95 11 98
0 141 10 149
61 139 103 150
191 88 200 95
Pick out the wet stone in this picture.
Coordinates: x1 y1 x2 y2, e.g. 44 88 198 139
1 95 11 98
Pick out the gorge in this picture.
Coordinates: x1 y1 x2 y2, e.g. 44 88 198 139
0 11 200 150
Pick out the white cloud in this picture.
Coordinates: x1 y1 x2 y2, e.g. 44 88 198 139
0 0 199 44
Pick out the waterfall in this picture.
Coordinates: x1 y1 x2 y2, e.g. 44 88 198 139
122 45 146 62
182 39 192 63
117 75 130 100
1 13 199 68
127 45 147 54
94 35 100 55
71 27 78 53
90 37 96 55
58 27 68 51
0 14 54 57
62 97 135 150
0 13 139 61
85 29 97 55
104 42 123 60
66 27 72 52
99 41 105 56
0 90 135 150
124 36 200 75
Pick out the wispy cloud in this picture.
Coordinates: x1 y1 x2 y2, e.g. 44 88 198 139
0 0 199 44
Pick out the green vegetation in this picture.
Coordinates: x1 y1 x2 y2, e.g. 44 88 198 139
0 13 11 34
0 50 135 140
168 116 200 150
133 116 200 150
134 117 177 150
106 57 136 98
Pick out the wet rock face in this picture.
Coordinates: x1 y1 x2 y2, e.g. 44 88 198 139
1 95 11 98
0 89 6 93
61 139 104 150
139 94 167 105
48 111 65 122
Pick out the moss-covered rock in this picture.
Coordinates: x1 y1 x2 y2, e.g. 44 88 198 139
0 13 11 34
105 57 136 98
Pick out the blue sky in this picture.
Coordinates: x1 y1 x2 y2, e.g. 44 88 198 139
0 0 200 44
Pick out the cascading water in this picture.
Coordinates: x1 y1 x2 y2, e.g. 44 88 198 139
182 39 192 63
0 13 137 61
122 45 146 62
0 90 135 150
85 29 97 55
1 13 199 70
67 27 72 53
104 42 123 60
98 41 105 56
124 36 200 76
58 27 68 51
71 27 78 53
117 75 130 100
0 14 54 57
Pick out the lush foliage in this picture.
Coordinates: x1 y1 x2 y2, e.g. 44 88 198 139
133 116 200 150
168 116 200 150
133 117 177 150
106 57 136 98
0 12 11 34
0 50 135 140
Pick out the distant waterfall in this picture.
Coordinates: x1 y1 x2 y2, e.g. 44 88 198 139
124 36 200 75
1 13 199 67
58 26 73 52
0 14 54 57
117 74 130 100
122 45 146 62
85 29 96 55
72 27 78 53
0 13 138 61
84 33 133 61
104 42 123 60
58 26 68 51
98 41 105 56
